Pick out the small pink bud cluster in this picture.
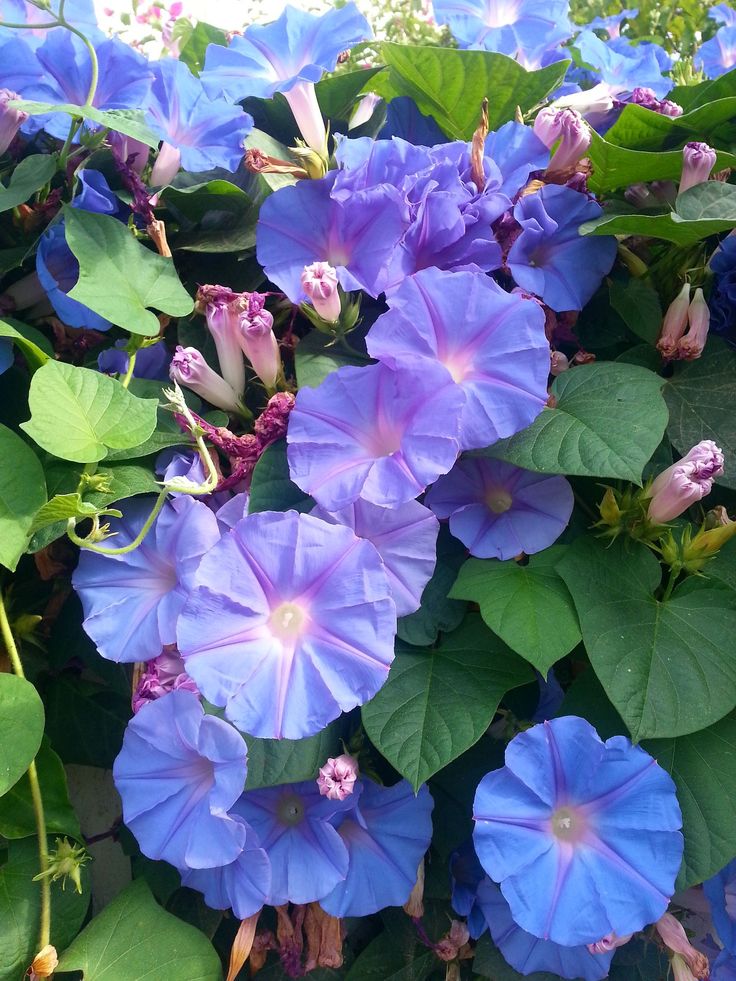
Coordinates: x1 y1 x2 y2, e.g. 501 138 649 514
301 262 341 323
316 754 359 801
680 142 717 194
657 284 711 361
647 440 725 524
132 648 199 713
435 921 470 962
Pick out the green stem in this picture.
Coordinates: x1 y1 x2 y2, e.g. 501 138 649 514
58 117 82 170
0 18 60 28
661 567 679 603
0 595 51 950
67 488 168 555
120 351 138 389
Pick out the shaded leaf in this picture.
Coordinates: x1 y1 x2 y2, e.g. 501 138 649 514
0 739 82 841
0 674 44 797
0 423 46 571
248 439 313 514
0 154 56 213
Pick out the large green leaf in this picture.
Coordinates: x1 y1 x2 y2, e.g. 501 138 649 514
43 675 130 770
0 675 44 797
371 43 568 140
0 317 52 371
601 97 736 151
245 720 345 790
21 361 159 464
248 439 314 514
0 423 47 571
646 713 736 890
449 547 581 676
56 878 222 980
362 614 534 790
608 279 662 346
0 739 82 841
558 538 736 741
64 208 193 335
486 362 668 483
11 99 160 147
665 338 736 489
0 836 90 981
0 154 57 213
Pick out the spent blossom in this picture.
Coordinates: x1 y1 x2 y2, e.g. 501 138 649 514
533 107 591 176
657 283 692 358
170 345 243 414
0 88 27 154
317 755 359 801
656 913 710 979
301 262 341 323
680 142 718 194
678 288 711 360
132 647 199 713
647 440 725 523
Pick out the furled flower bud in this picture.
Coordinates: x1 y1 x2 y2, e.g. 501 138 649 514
170 345 243 413
550 351 569 376
349 92 381 130
196 284 246 395
551 82 615 116
647 440 725 523
655 913 709 979
132 647 199 713
317 754 359 801
150 140 182 187
0 89 28 155
283 79 327 154
657 283 691 358
238 305 280 390
629 87 683 117
624 182 657 207
435 921 471 962
680 142 717 194
586 932 632 955
301 262 341 323
109 131 149 174
678 288 710 360
535 108 591 176
28 945 58 980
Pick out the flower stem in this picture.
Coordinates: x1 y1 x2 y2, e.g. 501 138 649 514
0 593 51 950
120 351 137 389
66 488 168 555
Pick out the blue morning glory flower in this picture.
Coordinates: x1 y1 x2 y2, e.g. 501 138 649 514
0 339 13 376
709 236 736 344
379 96 448 146
695 26 736 78
450 842 489 940
704 859 736 953
0 0 100 46
473 716 684 947
710 3 736 26
714 951 736 981
484 121 550 197
573 30 672 99
585 8 639 39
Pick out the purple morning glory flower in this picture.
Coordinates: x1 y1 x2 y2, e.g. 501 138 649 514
256 172 408 302
311 499 439 618
287 361 464 511
97 340 170 380
695 26 736 78
573 30 672 99
379 96 448 146
0 339 13 376
320 779 434 917
508 184 617 312
473 716 684 946
425 458 574 559
181 819 271 918
704 860 736 953
232 780 353 905
113 691 249 870
714 952 736 981
72 496 221 664
0 0 100 46
586 8 639 39
484 121 550 197
476 877 615 980
146 59 253 178
450 842 489 940
711 3 736 25
367 268 549 451
177 510 396 740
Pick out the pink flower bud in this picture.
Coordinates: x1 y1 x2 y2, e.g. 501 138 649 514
196 284 246 395
238 307 280 389
655 914 709 979
550 351 569 375
680 142 717 194
0 89 27 155
301 262 341 323
678 288 710 361
132 647 199 713
169 345 242 413
625 182 657 207
150 140 182 187
533 107 563 149
535 108 591 175
283 79 327 153
349 92 381 131
316 754 359 801
657 283 691 358
586 933 632 955
552 82 615 116
0 271 45 313
648 440 725 523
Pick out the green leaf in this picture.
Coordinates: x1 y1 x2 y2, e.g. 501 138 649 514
397 525 467 647
607 937 670 981
372 43 568 140
0 424 47 570
178 20 227 74
671 67 736 113
11 99 161 148
558 538 736 741
64 208 193 335
56 878 222 980
245 719 345 790
646 712 736 890
601 97 736 152
665 338 736 489
317 66 384 121
43 675 130 769
163 179 252 223
0 739 81 841
345 933 435 981
103 407 191 462
166 180 259 253
449 548 581 675
21 361 159 464
677 180 736 221
0 675 44 797
0 154 57 213
244 129 298 193
0 836 90 981
294 329 371 388
0 317 52 370
362 614 534 789
248 439 314 514
608 279 663 346
29 493 101 534
486 362 668 483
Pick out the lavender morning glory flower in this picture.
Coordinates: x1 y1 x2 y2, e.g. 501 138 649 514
146 59 253 181
320 779 434 917
73 496 221 664
476 877 616 980
572 30 671 99
287 361 464 511
0 88 27 154
508 184 617 312
696 26 736 78
704 860 736 952
0 0 99 40
232 780 353 905
311 498 439 618
473 716 684 946
586 8 639 39
426 458 573 559
113 691 249 869
367 268 549 451
177 510 396 740
256 172 408 302
714 952 736 981
484 121 550 197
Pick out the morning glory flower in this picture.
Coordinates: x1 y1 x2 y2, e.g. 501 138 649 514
145 59 253 183
711 3 736 25
366 268 550 451
310 499 439 618
256 172 408 302
97 340 170 380
704 860 736 952
473 716 684 946
201 3 371 152
113 691 249 869
476 877 616 980
586 8 639 39
177 510 396 740
426 458 574 559
450 842 489 940
287 362 464 511
233 780 354 905
714 952 736 981
0 88 27 154
0 0 100 45
483 121 550 197
507 184 617 312
379 96 448 146
73 496 221 664
572 30 672 99
320 779 434 917
696 26 736 78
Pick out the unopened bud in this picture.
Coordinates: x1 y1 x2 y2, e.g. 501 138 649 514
550 350 569 375
0 90 28 155
647 440 724 523
196 284 246 395
586 932 632 955
238 306 280 390
169 346 243 413
535 108 591 176
435 921 470 962
317 754 358 801
655 913 709 979
244 147 308 179
680 142 717 194
551 82 615 116
150 140 182 187
349 92 381 131
678 288 710 360
301 262 341 323
657 283 691 358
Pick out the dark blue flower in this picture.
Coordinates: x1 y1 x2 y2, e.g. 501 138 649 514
704 860 736 953
696 26 736 78
97 340 170 380
450 842 488 940
379 96 448 146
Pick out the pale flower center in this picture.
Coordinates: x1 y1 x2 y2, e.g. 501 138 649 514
485 487 513 514
269 602 308 642
484 0 521 28
550 806 586 843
